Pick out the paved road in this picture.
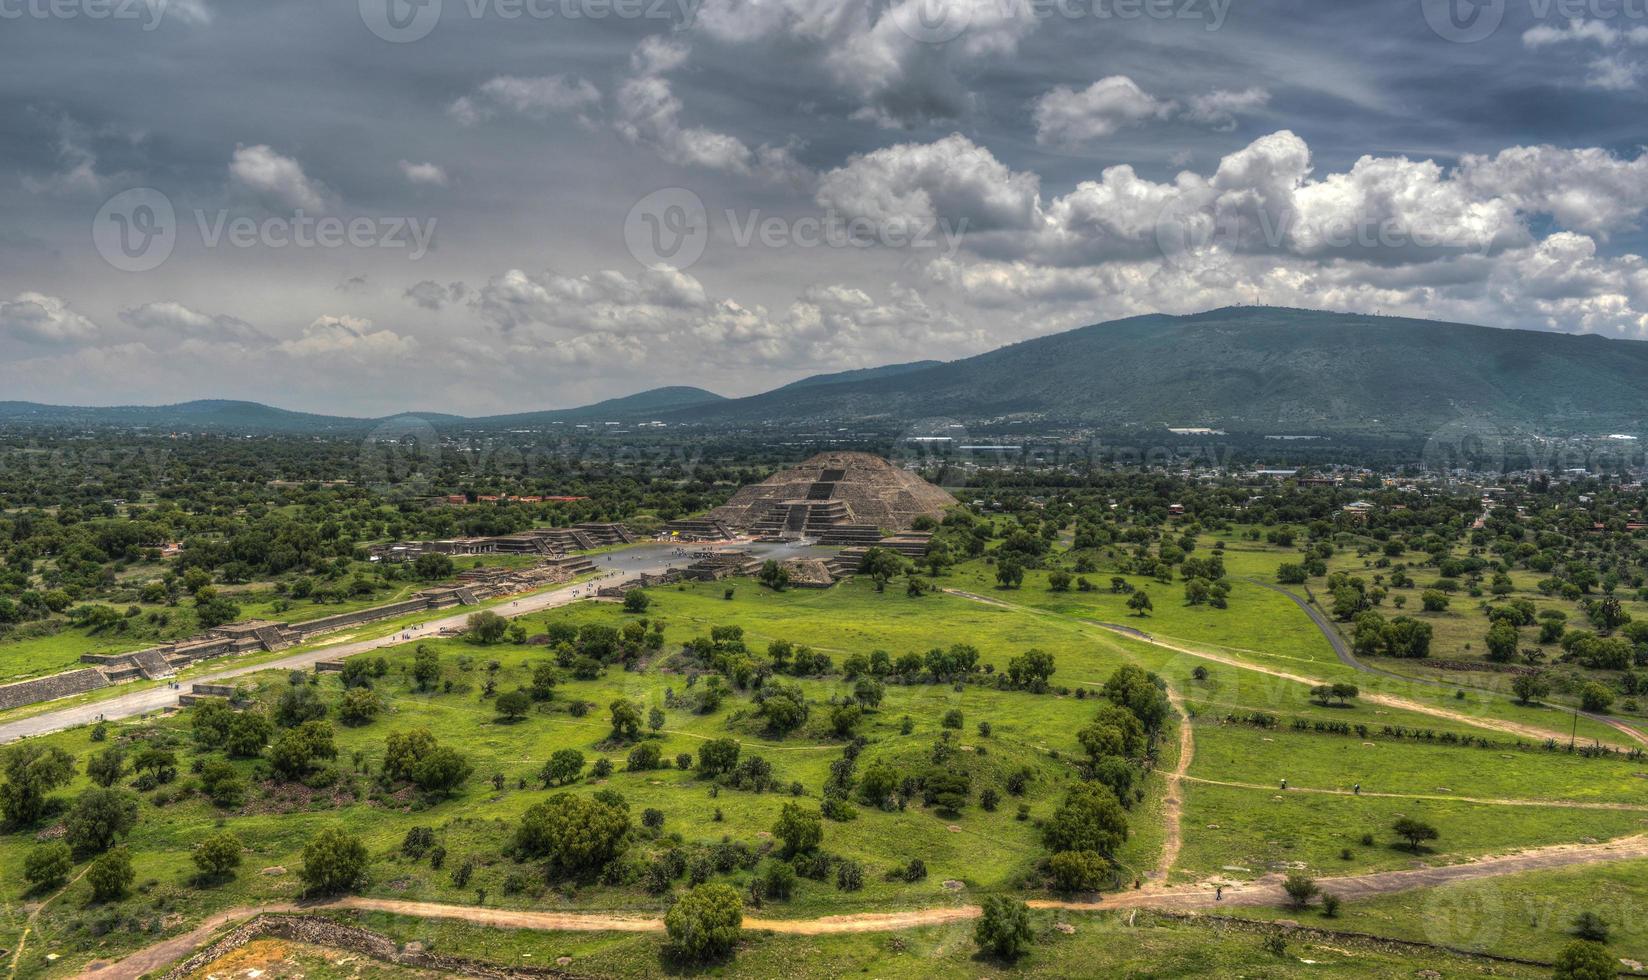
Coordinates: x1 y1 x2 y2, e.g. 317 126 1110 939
1247 577 1648 748
0 541 816 745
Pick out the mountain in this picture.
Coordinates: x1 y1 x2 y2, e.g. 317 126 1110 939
774 361 944 391
460 387 726 427
0 399 368 433
0 388 727 434
9 309 1648 437
668 307 1648 436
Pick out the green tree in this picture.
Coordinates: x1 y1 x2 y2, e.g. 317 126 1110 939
1393 817 1439 852
1512 672 1550 705
1043 783 1129 858
0 744 76 827
699 738 741 776
862 548 906 592
412 645 441 691
193 831 244 880
495 689 532 722
1553 940 1619 980
87 845 134 902
1282 872 1320 908
609 699 644 741
773 802 823 857
466 610 509 644
412 746 473 797
623 589 652 612
64 788 138 856
513 793 631 878
23 842 73 890
540 748 585 786
665 883 744 963
85 747 126 788
225 711 273 757
1127 591 1153 616
337 687 384 726
1485 619 1520 662
974 896 1034 960
383 727 438 782
1047 849 1108 893
268 720 337 780
1580 682 1615 713
300 827 369 895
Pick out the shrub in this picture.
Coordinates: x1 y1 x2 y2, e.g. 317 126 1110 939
1571 911 1610 941
193 832 244 880
1282 872 1319 909
665 883 743 963
514 793 630 878
64 788 138 856
774 802 823 857
974 896 1033 960
87 846 134 902
762 860 796 899
1048 849 1107 893
1554 940 1619 979
300 827 369 895
23 842 73 889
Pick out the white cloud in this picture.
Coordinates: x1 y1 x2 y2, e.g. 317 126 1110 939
449 75 602 125
0 292 100 346
277 315 417 360
1183 87 1271 131
229 144 330 212
615 39 812 186
118 301 268 345
1458 144 1648 236
816 133 1040 233
398 160 448 186
1032 77 1176 145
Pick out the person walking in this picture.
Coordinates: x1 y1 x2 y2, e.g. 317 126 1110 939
1280 778 1287 790
1215 885 1223 901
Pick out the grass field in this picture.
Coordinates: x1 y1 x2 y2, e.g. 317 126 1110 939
4 539 1644 977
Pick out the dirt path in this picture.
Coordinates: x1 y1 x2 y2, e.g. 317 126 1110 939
1155 688 1193 879
1248 578 1648 750
943 586 1638 750
1177 773 1648 812
88 833 1648 977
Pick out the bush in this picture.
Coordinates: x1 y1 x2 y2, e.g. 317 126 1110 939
1571 911 1610 941
835 858 863 891
300 827 369 895
774 802 823 857
1282 872 1319 909
1554 939 1619 979
762 860 796 899
1048 849 1107 893
626 742 663 772
24 842 73 889
1320 892 1341 918
665 883 743 963
64 788 138 856
514 793 630 878
87 846 134 902
974 896 1033 960
494 689 532 722
941 709 964 729
193 831 244 880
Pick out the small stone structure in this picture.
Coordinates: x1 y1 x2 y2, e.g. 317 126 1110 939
374 522 634 561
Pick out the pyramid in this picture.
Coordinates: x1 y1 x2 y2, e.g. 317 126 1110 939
707 452 956 534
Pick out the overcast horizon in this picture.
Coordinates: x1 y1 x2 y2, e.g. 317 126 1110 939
5 0 1648 416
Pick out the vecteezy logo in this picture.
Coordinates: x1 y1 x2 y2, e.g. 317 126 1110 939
93 188 177 273
890 0 973 44
624 187 708 270
360 0 442 43
1421 0 1505 43
1153 197 1217 271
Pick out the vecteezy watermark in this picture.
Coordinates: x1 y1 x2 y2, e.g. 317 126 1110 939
358 0 697 42
1153 197 1494 270
890 0 1231 45
93 187 437 271
1423 0 1648 43
623 186 968 271
0 0 177 29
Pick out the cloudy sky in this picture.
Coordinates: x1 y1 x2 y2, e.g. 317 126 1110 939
4 0 1648 416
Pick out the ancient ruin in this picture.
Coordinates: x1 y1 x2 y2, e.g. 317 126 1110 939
703 452 955 540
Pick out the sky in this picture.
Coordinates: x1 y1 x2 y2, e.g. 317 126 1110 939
3 0 1648 417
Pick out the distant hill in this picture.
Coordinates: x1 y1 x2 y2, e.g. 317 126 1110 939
669 307 1648 436
462 386 726 427
774 361 944 391
9 309 1648 437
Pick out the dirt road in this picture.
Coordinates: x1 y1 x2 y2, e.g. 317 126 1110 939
1155 688 1193 879
85 833 1648 978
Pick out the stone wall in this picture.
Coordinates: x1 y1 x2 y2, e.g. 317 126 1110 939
0 668 108 711
291 598 431 638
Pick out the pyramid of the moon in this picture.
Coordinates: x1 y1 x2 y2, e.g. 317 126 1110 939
707 452 957 535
